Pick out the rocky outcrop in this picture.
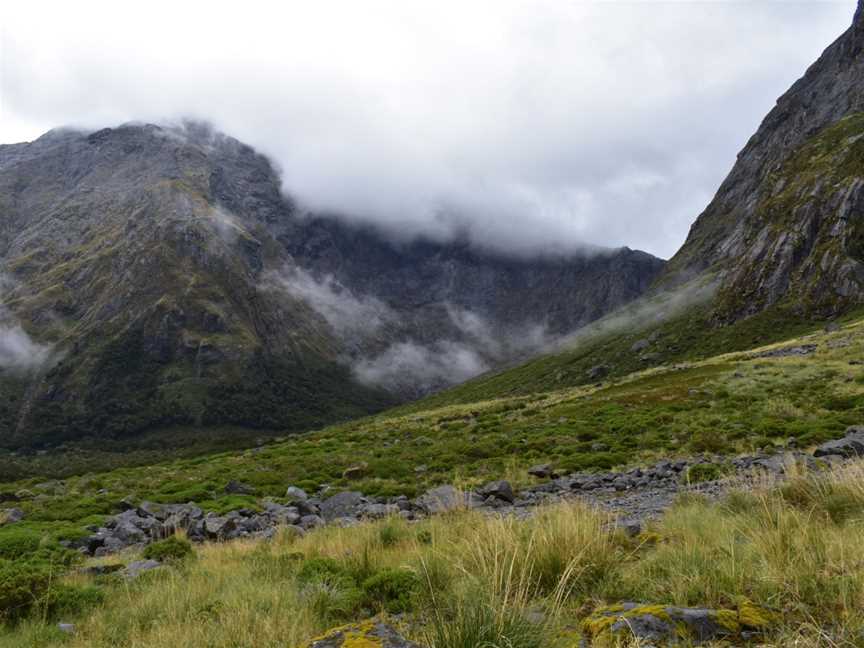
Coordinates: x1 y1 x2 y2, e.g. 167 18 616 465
658 3 864 321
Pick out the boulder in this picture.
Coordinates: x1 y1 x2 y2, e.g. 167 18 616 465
416 485 463 514
477 480 515 503
582 601 777 644
308 620 425 648
286 486 309 502
586 365 609 381
814 426 864 458
203 516 237 540
319 491 364 521
527 464 555 479
0 507 24 525
631 339 650 352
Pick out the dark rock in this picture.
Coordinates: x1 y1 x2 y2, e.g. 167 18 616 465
814 426 864 458
203 516 237 540
527 464 555 479
123 559 163 580
477 480 515 503
587 365 610 381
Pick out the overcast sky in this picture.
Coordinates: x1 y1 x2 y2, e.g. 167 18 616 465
0 1 856 258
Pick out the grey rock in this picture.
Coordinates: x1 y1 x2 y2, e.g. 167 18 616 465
285 486 308 502
300 515 325 529
1 507 24 525
319 491 364 521
203 516 237 540
477 480 515 503
814 426 864 458
57 623 75 634
416 485 463 514
527 463 555 479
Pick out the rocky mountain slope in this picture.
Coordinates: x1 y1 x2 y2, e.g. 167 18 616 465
0 123 662 448
660 0 864 320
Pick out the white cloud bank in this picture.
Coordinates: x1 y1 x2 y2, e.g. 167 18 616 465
0 0 855 258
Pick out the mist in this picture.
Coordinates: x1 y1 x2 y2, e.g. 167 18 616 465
267 266 559 395
0 275 54 373
1 1 855 258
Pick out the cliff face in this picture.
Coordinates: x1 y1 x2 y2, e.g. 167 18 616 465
0 123 663 448
660 2 864 319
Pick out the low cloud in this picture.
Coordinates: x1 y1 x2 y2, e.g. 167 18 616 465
353 340 488 396
266 266 560 395
0 2 854 258
0 274 55 373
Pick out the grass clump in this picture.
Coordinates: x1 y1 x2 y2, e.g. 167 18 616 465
141 536 194 563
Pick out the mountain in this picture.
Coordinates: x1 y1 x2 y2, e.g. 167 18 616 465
660 0 864 320
402 1 864 407
0 122 663 449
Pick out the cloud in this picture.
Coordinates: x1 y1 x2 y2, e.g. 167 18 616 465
0 274 54 373
0 1 854 258
266 266 559 394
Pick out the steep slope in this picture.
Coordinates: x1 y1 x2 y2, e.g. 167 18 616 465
0 123 663 449
661 1 864 319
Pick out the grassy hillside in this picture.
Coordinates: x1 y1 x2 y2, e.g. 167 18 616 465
4 308 864 645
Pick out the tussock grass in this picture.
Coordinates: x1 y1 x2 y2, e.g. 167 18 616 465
7 463 864 645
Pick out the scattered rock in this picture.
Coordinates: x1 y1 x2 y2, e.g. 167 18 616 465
416 485 462 514
528 464 555 479
308 620 425 648
750 344 817 359
586 365 609 381
286 486 309 502
319 492 364 521
0 507 24 526
477 480 515 503
814 426 864 458
57 623 75 635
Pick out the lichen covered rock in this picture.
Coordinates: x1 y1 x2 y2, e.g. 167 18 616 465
308 620 424 648
581 600 777 644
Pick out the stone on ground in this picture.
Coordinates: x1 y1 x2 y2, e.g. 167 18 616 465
308 620 424 648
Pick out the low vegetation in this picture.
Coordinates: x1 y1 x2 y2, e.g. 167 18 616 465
3 309 864 644
4 463 864 646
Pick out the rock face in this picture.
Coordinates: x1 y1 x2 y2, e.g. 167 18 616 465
660 3 864 320
0 122 663 449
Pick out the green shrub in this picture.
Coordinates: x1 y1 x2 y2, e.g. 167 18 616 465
142 536 194 562
361 568 419 613
378 521 405 548
297 557 349 585
41 583 104 618
0 559 52 621
683 463 725 484
416 529 433 545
